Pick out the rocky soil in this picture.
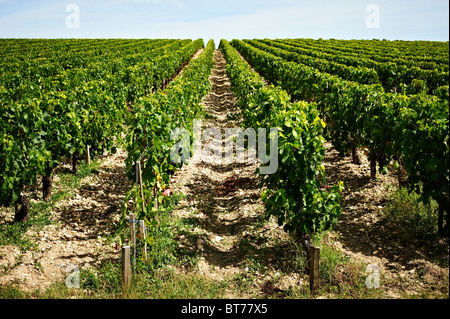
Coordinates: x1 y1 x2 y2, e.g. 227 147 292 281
0 149 130 291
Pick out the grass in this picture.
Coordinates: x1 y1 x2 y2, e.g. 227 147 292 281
382 186 439 243
316 237 376 298
381 186 449 268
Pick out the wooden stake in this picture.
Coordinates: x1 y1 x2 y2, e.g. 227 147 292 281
302 235 320 295
309 245 320 294
129 213 136 268
86 145 90 165
139 220 147 261
135 160 142 186
135 161 146 214
121 245 131 290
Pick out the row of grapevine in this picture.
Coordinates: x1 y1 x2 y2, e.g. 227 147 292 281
245 39 381 85
289 39 449 70
299 39 449 67
0 39 177 69
0 39 204 222
0 39 195 101
269 39 448 94
119 40 216 245
231 39 449 236
219 39 343 237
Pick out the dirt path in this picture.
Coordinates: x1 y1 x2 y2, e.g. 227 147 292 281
170 50 302 298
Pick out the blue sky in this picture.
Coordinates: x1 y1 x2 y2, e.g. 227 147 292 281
0 0 448 43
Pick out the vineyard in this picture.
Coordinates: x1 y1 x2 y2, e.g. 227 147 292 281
0 38 448 300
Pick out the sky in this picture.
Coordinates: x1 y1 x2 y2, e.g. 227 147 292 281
0 0 448 44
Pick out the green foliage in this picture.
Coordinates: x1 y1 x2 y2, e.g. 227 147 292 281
269 38 448 94
0 39 203 208
220 39 343 236
230 38 449 233
248 39 381 85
